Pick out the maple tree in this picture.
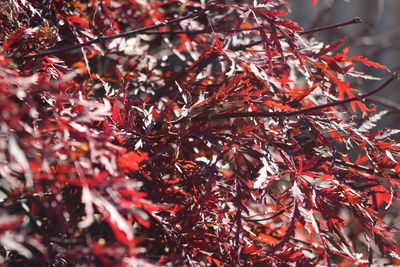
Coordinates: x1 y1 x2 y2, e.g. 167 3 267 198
1 0 400 266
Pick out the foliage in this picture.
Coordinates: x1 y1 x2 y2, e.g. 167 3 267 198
0 0 399 266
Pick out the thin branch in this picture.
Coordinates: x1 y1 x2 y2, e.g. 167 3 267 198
333 159 375 174
301 17 362 36
18 15 361 60
137 27 264 35
333 159 400 182
232 17 362 51
17 4 216 60
189 74 398 122
49 237 81 245
366 95 400 113
244 208 288 222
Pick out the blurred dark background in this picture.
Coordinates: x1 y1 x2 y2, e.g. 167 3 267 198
290 0 400 128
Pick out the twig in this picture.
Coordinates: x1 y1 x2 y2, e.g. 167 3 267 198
366 95 400 113
232 17 362 51
17 4 216 60
333 158 400 181
333 159 375 174
244 208 288 222
301 17 362 36
18 14 361 60
189 74 398 122
136 27 263 35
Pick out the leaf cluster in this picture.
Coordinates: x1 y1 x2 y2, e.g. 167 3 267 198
0 0 399 266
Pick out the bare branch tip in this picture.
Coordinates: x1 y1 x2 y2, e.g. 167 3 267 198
353 17 363 24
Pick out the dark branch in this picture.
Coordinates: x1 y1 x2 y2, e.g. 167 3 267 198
333 159 375 174
301 17 362 35
18 15 361 60
189 74 398 122
232 17 362 51
366 95 400 113
135 27 264 35
17 4 216 60
244 208 288 222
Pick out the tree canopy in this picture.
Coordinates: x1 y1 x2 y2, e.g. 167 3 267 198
0 0 399 266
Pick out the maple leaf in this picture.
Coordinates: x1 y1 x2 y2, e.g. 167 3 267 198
117 152 147 171
1 1 398 266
